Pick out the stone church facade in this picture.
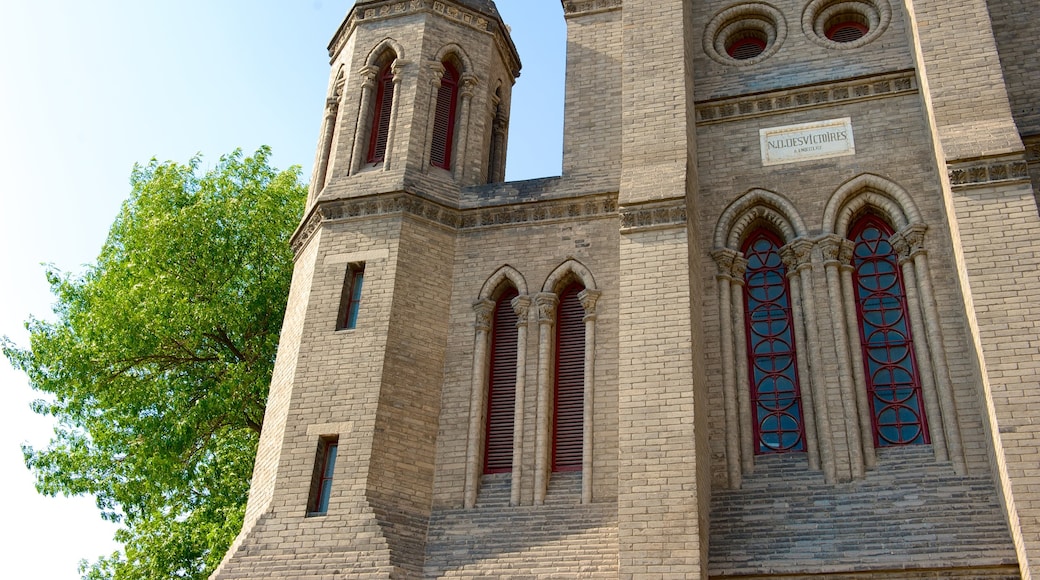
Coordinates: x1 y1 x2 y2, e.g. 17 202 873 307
212 0 1040 577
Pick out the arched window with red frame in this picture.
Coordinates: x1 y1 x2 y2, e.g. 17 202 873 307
553 282 585 472
430 61 460 170
484 287 519 474
742 229 806 454
850 214 929 447
366 62 395 164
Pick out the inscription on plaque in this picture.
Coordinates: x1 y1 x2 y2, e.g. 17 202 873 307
760 118 855 166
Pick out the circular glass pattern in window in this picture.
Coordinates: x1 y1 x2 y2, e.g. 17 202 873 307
705 3 787 66
804 0 890 49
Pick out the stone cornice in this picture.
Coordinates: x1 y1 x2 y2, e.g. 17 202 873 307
292 193 619 256
328 0 520 77
695 70 917 125
619 199 687 233
562 0 622 17
947 156 1030 189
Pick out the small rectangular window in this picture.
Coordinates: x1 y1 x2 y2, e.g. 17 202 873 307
307 436 339 516
337 263 365 330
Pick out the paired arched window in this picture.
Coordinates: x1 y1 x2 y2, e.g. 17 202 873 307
431 61 460 170
485 287 519 474
553 283 586 472
849 214 929 447
366 62 395 164
742 229 805 454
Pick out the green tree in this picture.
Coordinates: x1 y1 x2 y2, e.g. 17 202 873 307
3 147 305 579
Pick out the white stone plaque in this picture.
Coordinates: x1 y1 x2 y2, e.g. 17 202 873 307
760 118 855 166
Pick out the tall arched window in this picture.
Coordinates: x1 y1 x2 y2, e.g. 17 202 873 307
430 61 460 170
742 229 805 454
850 214 929 447
485 287 519 473
553 282 585 472
366 62 395 164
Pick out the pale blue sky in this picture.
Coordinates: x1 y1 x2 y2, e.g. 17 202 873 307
0 2 565 576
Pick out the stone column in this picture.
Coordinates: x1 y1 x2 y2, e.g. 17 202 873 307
781 239 834 483
820 235 865 479
463 299 494 508
837 243 876 469
578 289 601 504
533 292 558 506
730 257 755 475
892 223 965 474
509 295 531 506
382 60 406 171
311 95 340 200
349 65 379 175
712 249 743 488
454 74 478 180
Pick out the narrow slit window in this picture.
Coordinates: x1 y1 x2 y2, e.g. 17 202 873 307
367 63 395 164
430 61 460 170
484 288 519 474
553 282 585 472
307 436 339 515
337 263 365 330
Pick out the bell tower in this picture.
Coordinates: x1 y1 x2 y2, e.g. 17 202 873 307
212 2 519 578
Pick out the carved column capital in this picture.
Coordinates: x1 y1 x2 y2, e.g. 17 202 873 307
819 234 855 267
578 289 602 321
711 248 740 279
511 295 532 326
534 293 559 325
472 299 495 332
780 238 814 272
890 222 929 263
460 74 479 98
359 65 380 88
390 59 409 84
427 61 446 86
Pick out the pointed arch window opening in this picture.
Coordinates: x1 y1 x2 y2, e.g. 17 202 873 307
484 287 519 474
430 61 460 170
367 63 395 164
552 282 585 472
742 229 806 454
850 214 930 447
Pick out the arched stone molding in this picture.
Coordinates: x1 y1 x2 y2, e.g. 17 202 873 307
464 268 532 508
714 188 808 250
822 173 922 235
534 259 599 505
424 44 478 177
310 67 346 204
712 192 832 487
349 39 409 174
821 175 966 475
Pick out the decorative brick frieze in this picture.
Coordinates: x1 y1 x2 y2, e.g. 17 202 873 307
293 193 620 255
619 200 687 232
562 0 622 17
696 71 917 124
1024 135 1040 164
947 156 1031 188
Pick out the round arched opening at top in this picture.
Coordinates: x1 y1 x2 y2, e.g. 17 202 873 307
727 34 768 60
825 15 869 42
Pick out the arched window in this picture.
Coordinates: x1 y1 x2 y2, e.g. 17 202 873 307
430 61 460 170
366 62 395 164
850 214 929 447
742 229 805 454
553 282 585 472
484 287 518 474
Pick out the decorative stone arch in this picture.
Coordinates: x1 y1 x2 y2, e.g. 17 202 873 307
711 190 833 487
424 43 480 177
464 267 532 508
820 174 965 475
310 66 347 203
822 173 922 235
533 259 600 505
350 38 408 174
714 188 808 250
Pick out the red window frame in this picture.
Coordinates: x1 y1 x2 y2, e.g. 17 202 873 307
727 36 767 60
484 288 519 474
307 436 339 515
850 214 929 447
552 283 585 472
826 21 868 43
366 63 395 164
337 263 365 330
742 229 806 454
430 61 460 170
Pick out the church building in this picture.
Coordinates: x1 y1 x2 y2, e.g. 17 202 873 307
212 0 1040 577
